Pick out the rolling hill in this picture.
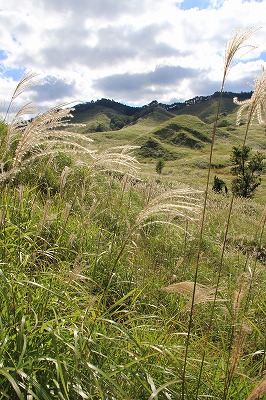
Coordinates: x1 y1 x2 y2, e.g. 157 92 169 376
70 92 265 196
70 92 245 158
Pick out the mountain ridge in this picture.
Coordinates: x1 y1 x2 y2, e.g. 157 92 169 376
73 90 252 118
71 90 253 133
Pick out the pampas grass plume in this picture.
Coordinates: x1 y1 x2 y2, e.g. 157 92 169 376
246 377 266 400
136 188 202 228
234 67 266 126
161 281 225 309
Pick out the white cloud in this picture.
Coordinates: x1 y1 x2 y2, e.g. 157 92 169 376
0 0 265 111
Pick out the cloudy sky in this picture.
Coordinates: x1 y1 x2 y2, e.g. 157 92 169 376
0 0 265 114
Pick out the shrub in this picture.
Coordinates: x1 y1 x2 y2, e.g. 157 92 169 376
155 159 165 174
212 175 228 193
230 145 264 197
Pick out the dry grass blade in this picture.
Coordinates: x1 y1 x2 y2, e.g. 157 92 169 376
246 377 266 400
224 27 257 80
136 188 202 227
233 272 251 317
90 145 140 176
10 104 93 169
161 281 225 309
60 166 72 193
224 272 253 395
228 322 252 385
3 72 39 122
233 67 266 126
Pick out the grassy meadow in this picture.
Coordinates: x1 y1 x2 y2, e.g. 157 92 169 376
0 32 265 399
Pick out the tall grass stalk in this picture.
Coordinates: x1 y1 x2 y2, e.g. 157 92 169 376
220 64 266 400
196 49 266 400
102 186 202 307
181 27 257 399
234 67 266 145
3 71 38 123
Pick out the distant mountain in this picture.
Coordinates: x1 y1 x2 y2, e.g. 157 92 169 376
72 91 253 129
70 91 255 162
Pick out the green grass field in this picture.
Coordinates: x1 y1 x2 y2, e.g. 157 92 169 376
0 62 265 398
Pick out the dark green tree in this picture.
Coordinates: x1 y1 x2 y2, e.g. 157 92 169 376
156 159 165 174
230 145 264 198
212 175 227 194
110 115 130 130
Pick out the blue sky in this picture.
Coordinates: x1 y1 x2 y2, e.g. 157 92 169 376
0 0 265 113
181 0 264 10
180 0 221 10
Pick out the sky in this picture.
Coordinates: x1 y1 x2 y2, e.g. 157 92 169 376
0 0 265 115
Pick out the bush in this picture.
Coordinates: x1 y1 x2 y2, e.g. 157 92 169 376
155 159 165 174
230 145 264 198
212 175 228 193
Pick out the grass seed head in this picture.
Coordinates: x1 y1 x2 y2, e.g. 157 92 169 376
224 27 257 81
246 377 266 400
161 281 225 310
136 188 202 228
234 67 266 126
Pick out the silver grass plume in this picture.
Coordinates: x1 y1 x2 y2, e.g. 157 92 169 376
161 281 225 310
89 145 140 176
11 103 94 169
246 377 266 400
223 27 257 83
135 188 202 230
233 67 266 126
3 71 39 123
0 74 94 182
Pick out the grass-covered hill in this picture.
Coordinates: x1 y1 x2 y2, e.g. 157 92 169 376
137 114 214 160
71 93 265 197
170 95 245 123
71 91 252 129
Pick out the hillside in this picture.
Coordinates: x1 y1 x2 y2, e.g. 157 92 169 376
71 91 252 129
171 97 237 123
70 92 265 197
138 114 214 160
